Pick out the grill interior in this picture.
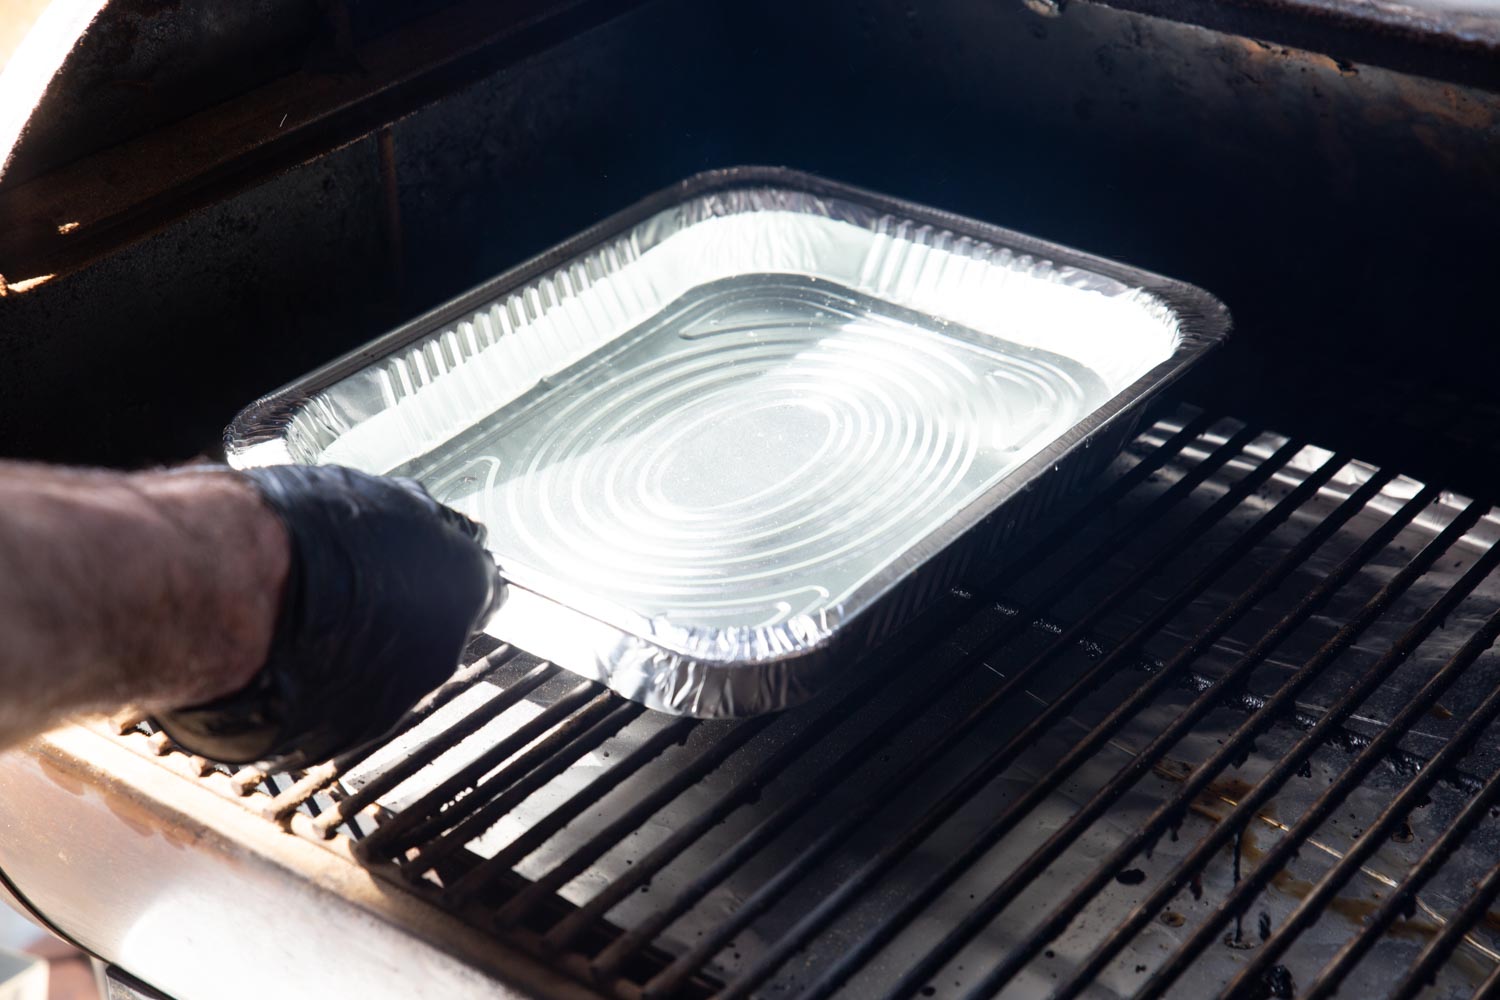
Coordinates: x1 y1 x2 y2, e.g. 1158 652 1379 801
118 403 1500 998
6 2 1498 997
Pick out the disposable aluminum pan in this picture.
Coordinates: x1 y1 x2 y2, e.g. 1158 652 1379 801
226 167 1230 717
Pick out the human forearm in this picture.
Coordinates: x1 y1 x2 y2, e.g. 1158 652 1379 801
0 462 287 746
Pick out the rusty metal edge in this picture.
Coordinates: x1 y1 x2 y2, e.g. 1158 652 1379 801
0 723 609 1000
1080 0 1500 90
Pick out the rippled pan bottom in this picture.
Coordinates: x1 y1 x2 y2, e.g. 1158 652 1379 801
226 167 1229 716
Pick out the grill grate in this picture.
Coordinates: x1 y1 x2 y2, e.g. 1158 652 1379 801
125 406 1500 998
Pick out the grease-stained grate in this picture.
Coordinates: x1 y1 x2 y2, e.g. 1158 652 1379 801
130 406 1500 999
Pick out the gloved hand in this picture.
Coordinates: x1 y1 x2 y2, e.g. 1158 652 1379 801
153 465 500 768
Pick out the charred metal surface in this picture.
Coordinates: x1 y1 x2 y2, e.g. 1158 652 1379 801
1087 0 1500 91
4 0 569 186
0 725 608 1000
0 0 647 286
2 0 319 186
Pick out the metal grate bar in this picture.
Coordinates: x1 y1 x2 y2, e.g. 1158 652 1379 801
261 643 524 818
538 420 1226 956
1228 607 1500 997
367 420 1212 867
996 600 1490 803
715 441 1339 999
638 430 1294 998
147 410 1500 999
1034 498 1492 1000
1476 948 1500 1000
944 477 1443 997
1301 749 1500 997
317 658 557 835
467 715 778 915
1390 854 1500 1000
1149 657 1492 800
355 678 604 853
403 700 647 870
779 456 1390 1000
440 714 698 895
1132 525 1500 998
579 446 1200 983
968 411 1215 582
583 643 978 983
880 475 1440 1000
403 688 624 848
409 419 1222 921
539 609 960 953
573 419 1215 981
287 773 318 816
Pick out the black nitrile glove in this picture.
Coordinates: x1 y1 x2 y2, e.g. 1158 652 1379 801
154 465 500 768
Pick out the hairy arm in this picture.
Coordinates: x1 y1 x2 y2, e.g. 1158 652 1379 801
0 462 288 748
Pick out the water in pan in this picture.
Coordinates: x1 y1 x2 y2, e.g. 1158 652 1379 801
416 273 1109 641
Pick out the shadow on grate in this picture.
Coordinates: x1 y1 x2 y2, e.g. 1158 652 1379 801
148 405 1500 999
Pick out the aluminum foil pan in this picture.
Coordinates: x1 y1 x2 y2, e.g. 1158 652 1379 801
225 167 1229 717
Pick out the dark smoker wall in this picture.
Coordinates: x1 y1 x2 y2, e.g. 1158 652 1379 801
1 0 1497 497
